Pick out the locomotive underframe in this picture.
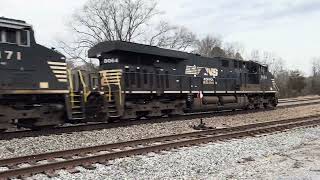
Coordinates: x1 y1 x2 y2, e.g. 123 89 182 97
111 92 277 120
0 94 66 130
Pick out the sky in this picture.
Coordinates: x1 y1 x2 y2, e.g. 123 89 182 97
1 0 320 75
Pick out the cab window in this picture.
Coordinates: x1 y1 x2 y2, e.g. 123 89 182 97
20 30 29 46
222 60 229 67
0 29 4 42
6 29 17 44
234 60 238 68
0 28 30 46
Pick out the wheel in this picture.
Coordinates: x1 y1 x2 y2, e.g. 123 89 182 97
246 103 255 110
85 95 108 122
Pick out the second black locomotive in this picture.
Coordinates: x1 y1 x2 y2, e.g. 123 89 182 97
86 41 278 120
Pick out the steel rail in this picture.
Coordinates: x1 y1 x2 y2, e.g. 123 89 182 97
0 99 319 140
278 96 320 103
0 114 320 178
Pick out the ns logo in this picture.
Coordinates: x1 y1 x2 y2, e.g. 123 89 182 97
205 68 218 77
185 65 219 77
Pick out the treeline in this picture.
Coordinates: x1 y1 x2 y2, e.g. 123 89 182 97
59 0 245 68
249 51 320 98
60 0 318 98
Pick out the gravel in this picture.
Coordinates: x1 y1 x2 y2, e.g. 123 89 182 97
26 124 320 179
1 103 320 159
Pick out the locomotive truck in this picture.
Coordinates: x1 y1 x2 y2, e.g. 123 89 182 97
0 17 278 130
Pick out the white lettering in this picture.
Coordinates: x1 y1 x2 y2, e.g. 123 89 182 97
17 52 22 60
0 50 22 61
185 65 219 77
104 58 119 64
5 51 13 60
203 77 217 85
260 75 267 80
205 68 219 77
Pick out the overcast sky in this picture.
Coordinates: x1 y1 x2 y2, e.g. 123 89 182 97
1 0 320 74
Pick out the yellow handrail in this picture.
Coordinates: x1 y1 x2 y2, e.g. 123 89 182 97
100 69 122 105
67 69 75 107
78 70 90 103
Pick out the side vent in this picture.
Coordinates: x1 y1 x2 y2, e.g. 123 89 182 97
48 61 68 83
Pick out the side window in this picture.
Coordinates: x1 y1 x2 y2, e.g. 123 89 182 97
150 72 154 89
0 29 30 46
222 60 229 67
130 70 136 86
90 77 98 89
156 70 160 88
243 62 246 69
165 71 169 88
0 29 4 42
143 69 148 84
136 68 141 88
234 60 238 68
125 68 130 87
262 66 267 74
6 29 17 44
19 30 29 46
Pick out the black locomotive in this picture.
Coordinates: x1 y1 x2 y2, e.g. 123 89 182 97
0 17 67 130
87 41 278 120
0 17 278 130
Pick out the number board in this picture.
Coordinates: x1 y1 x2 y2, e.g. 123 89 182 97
0 50 22 61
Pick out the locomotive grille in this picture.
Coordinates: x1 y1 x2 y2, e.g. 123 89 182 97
47 61 68 82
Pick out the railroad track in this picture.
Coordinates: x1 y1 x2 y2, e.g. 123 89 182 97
0 114 320 179
0 98 319 140
277 98 320 108
278 96 320 103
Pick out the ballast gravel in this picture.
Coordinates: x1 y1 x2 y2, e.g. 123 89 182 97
1 103 320 159
28 124 320 179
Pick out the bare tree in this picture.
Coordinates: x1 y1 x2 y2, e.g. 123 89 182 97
73 0 159 43
58 0 196 67
311 57 320 77
252 50 285 76
287 70 306 96
193 35 224 57
223 43 235 58
275 70 290 97
223 42 244 59
146 21 196 51
193 36 244 60
251 49 260 61
310 57 320 94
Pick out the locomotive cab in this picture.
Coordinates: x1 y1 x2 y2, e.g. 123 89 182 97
89 41 188 94
0 17 67 91
0 17 68 130
88 41 189 119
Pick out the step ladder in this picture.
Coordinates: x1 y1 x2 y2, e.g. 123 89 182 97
100 69 123 118
69 91 86 121
106 92 120 118
67 69 86 121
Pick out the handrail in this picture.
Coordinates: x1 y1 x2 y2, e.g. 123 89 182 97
67 69 75 106
78 70 90 103
100 70 122 105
